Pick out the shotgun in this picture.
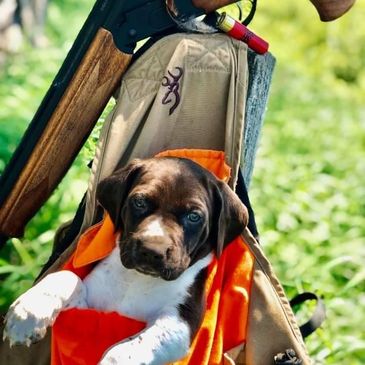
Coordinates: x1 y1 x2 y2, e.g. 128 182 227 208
0 0 239 245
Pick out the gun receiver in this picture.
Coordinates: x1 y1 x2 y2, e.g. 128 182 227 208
0 0 237 243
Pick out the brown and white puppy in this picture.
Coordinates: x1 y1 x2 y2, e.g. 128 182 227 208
4 157 248 365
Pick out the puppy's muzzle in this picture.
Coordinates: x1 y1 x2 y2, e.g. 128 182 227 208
134 238 167 275
120 237 185 280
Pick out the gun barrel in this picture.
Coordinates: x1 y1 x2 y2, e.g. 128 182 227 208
0 28 131 238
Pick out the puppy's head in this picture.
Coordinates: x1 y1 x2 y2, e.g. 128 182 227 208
96 157 248 280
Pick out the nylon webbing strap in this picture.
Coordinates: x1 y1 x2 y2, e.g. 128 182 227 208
290 292 326 339
242 0 257 26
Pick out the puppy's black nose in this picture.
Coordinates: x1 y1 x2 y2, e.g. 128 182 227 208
133 240 169 273
139 245 164 263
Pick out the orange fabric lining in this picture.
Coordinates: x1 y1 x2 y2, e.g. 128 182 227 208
155 149 231 183
51 149 254 365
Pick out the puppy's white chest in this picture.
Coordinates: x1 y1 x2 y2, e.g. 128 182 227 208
83 247 212 322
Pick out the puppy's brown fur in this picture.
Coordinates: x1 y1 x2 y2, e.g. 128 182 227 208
97 157 248 338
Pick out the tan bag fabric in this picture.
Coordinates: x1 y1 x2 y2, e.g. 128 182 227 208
82 33 248 232
242 229 310 364
1 33 312 364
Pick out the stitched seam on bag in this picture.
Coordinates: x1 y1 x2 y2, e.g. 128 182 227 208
251 243 305 344
241 232 310 359
186 37 231 72
88 103 120 225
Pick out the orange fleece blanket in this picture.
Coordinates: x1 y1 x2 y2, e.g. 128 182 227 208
51 150 254 365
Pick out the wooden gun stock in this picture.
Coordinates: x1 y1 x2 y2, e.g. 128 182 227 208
309 0 356 21
0 28 131 238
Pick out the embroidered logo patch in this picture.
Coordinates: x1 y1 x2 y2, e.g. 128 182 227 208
161 67 183 115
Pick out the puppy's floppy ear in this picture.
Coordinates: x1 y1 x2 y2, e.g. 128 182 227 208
212 180 249 256
96 159 143 231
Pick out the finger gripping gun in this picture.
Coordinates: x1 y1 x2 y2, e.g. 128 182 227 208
0 0 239 244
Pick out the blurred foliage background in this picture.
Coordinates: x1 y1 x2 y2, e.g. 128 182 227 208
0 0 364 363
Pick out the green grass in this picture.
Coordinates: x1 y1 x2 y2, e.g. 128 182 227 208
0 0 95 312
249 2 365 363
0 0 364 363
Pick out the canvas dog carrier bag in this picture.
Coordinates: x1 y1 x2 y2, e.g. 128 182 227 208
1 33 311 365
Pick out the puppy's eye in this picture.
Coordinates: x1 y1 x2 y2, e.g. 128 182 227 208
187 212 202 223
132 196 147 210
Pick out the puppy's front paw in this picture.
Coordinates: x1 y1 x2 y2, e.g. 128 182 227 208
3 291 61 347
98 341 155 365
